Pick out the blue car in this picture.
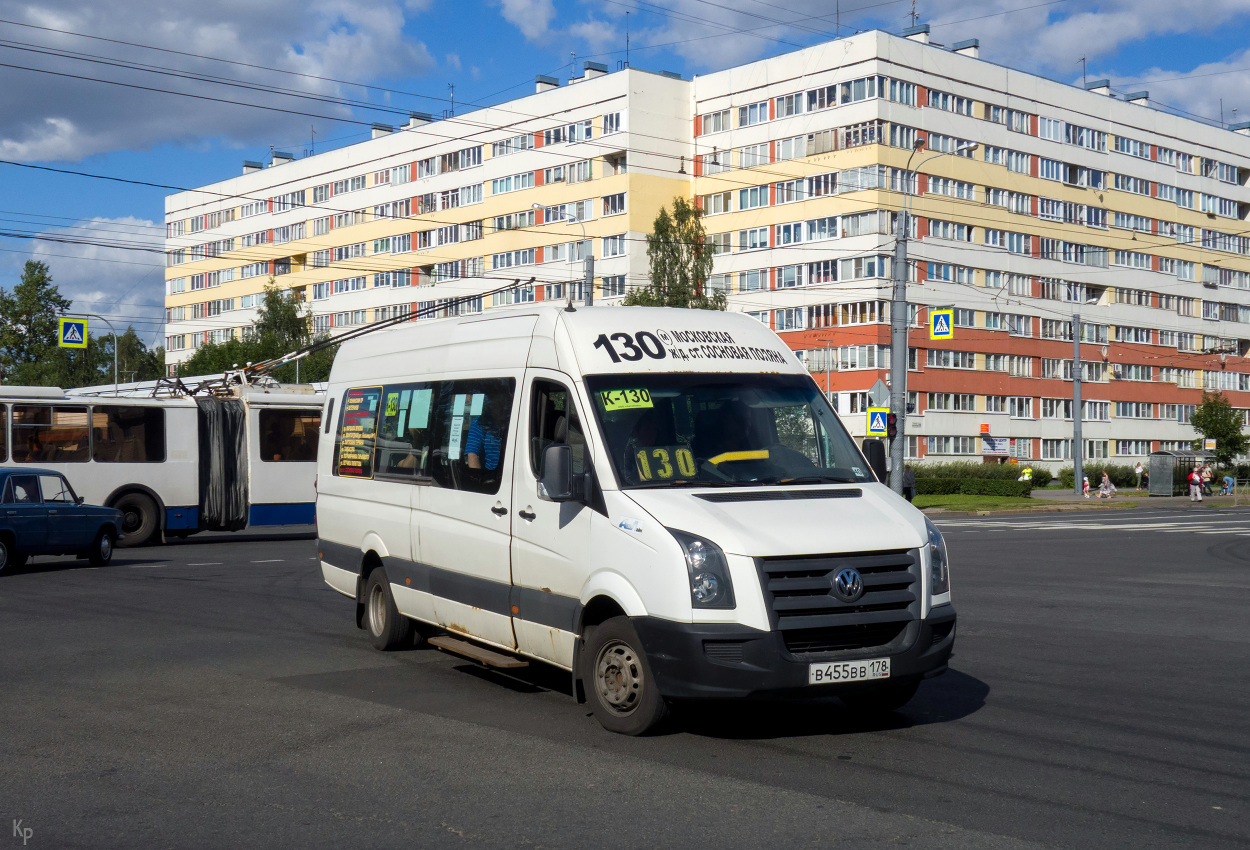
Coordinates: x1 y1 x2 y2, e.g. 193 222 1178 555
0 469 124 574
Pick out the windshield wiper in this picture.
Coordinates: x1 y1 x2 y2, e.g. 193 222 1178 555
776 475 861 484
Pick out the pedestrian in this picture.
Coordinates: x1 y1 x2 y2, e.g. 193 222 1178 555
1142 467 1149 490
902 464 916 502
1098 469 1116 499
1134 461 1144 490
1201 465 1213 496
1221 474 1235 496
1189 467 1203 502
1082 474 1090 499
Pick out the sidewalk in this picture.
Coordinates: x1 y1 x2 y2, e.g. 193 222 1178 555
1030 487 1247 509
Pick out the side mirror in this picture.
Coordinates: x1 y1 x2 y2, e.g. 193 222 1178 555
76 496 85 505
862 439 888 483
539 444 575 501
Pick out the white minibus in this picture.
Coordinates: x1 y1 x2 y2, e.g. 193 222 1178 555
316 306 955 735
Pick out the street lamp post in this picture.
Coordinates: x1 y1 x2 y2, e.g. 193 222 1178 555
888 139 977 493
67 312 118 396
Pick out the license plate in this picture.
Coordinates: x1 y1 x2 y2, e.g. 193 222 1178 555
808 657 890 684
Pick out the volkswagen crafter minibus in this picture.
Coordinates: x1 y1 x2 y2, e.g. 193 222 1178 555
317 306 955 735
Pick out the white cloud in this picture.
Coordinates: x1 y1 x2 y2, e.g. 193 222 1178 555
0 217 168 343
497 0 557 42
1108 49 1250 127
446 53 462 71
0 0 437 161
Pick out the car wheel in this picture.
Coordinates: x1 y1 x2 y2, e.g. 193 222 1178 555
363 569 413 651
581 617 668 736
89 529 116 567
0 537 27 575
839 677 921 714
114 493 158 548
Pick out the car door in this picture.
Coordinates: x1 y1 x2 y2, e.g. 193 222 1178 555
3 475 49 554
39 474 89 550
509 374 595 668
416 377 521 650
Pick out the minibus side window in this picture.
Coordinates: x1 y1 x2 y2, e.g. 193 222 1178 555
334 387 382 478
429 378 515 495
528 381 587 476
374 383 435 479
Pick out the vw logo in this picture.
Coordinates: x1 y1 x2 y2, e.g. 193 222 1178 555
832 568 864 603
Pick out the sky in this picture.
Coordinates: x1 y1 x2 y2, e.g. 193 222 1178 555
1 0 1250 347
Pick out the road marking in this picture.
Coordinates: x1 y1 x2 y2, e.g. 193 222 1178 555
186 562 222 566
129 564 167 569
250 559 285 563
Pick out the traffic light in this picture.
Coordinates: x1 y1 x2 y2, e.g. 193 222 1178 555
886 412 898 440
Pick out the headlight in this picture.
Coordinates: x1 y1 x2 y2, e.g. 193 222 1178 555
925 517 950 598
667 529 736 609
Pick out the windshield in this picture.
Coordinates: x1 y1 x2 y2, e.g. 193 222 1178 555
585 373 874 489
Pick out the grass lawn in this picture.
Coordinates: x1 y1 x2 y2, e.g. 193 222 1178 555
913 493 1138 512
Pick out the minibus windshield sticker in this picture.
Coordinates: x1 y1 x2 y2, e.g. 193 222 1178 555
337 386 381 478
593 328 791 367
635 446 697 481
410 388 432 428
384 392 400 417
396 390 412 432
599 389 653 411
470 394 485 416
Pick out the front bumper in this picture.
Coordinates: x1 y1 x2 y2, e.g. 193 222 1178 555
631 605 956 700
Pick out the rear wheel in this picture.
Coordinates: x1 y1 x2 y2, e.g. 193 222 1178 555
581 617 668 736
114 493 159 548
0 537 27 575
364 569 413 651
88 529 116 566
839 677 921 714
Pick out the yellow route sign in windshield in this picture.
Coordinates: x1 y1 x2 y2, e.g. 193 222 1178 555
599 388 653 411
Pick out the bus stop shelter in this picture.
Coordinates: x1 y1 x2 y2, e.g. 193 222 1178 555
1148 450 1215 496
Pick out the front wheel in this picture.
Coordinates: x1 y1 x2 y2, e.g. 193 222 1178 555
0 537 27 575
839 677 921 714
581 617 668 736
89 529 116 566
364 569 413 651
113 493 159 548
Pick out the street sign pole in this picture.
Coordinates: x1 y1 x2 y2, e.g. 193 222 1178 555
65 313 118 396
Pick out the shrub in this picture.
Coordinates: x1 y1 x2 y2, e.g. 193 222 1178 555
1030 468 1053 488
915 478 1032 497
910 461 1021 480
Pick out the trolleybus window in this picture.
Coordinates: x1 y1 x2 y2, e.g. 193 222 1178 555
12 405 90 463
0 405 6 462
92 406 166 463
259 409 321 462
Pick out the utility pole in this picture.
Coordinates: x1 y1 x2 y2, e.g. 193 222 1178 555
888 203 909 493
584 252 594 306
1072 305 1084 496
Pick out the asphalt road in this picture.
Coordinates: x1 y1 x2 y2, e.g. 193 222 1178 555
1 509 1247 849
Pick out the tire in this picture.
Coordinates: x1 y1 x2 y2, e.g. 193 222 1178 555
89 529 116 567
839 677 921 714
113 493 159 548
363 569 413 651
581 617 668 736
0 537 27 575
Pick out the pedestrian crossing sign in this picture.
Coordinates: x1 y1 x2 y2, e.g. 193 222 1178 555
58 318 88 349
867 407 889 437
929 309 954 340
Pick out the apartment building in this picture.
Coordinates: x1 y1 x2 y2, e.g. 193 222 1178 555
164 28 1250 468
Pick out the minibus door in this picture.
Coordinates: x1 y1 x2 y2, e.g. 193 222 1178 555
509 374 594 668
419 377 521 650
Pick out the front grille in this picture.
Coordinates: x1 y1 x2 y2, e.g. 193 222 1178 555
703 640 747 663
757 549 920 657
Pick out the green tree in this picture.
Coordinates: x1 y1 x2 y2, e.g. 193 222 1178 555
0 260 73 385
1190 391 1248 464
177 281 337 383
59 328 166 389
624 197 725 310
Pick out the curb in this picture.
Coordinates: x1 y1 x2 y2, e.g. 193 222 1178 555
922 502 1250 517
